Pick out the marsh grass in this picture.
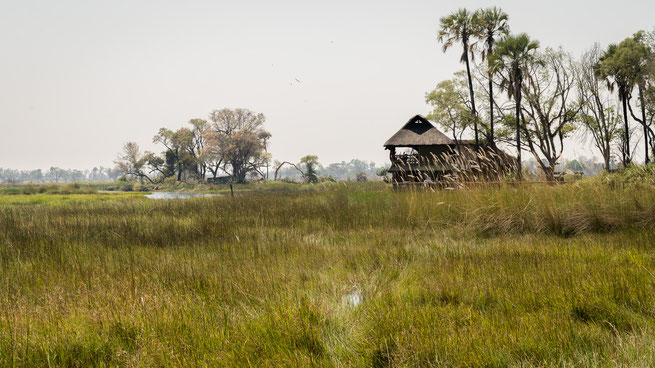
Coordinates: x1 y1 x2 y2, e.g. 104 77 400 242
1 178 655 366
0 183 98 196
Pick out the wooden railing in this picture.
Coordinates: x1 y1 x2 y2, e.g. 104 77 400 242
391 154 420 165
391 180 579 190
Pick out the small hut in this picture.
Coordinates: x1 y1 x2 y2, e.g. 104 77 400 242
384 115 514 184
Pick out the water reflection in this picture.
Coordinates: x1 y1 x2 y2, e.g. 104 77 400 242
145 192 218 200
342 290 363 308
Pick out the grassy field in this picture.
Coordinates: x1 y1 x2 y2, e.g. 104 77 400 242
1 174 655 366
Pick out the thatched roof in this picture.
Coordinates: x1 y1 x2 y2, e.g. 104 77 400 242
384 115 454 147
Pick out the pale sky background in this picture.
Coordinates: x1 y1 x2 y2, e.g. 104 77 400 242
1 0 654 170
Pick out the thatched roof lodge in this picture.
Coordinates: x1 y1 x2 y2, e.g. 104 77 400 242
384 115 454 147
384 115 515 184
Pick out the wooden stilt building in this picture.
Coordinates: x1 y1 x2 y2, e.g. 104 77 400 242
384 115 515 185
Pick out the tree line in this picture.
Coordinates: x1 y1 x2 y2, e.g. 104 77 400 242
116 108 271 184
116 108 389 184
274 158 386 182
0 167 122 183
427 7 655 180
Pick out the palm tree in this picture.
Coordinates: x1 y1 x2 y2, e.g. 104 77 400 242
596 35 651 167
475 7 509 147
596 44 634 167
489 33 540 181
624 31 652 165
438 9 482 146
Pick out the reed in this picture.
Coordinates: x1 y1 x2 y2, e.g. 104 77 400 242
1 176 654 366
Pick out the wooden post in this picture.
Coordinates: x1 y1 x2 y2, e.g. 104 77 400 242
230 182 234 198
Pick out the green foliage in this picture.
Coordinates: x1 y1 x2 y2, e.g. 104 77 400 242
118 109 270 184
565 160 585 171
489 33 540 100
207 108 271 183
438 8 484 143
579 109 622 146
425 73 475 141
489 32 540 177
576 44 625 170
596 32 651 97
595 32 652 166
474 6 510 144
300 155 320 183
438 9 482 63
475 7 510 61
515 48 579 179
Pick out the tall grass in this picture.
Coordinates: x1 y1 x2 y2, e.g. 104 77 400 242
1 179 655 366
0 183 97 195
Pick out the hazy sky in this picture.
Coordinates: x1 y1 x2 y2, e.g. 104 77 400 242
1 0 654 170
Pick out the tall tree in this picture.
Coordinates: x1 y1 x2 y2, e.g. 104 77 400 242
624 31 654 164
520 48 580 181
475 7 509 146
114 142 155 184
645 29 655 160
438 9 482 146
576 44 623 171
489 33 540 180
642 82 655 159
425 72 475 148
206 108 271 183
596 35 648 166
187 119 209 179
299 155 320 183
153 127 194 181
47 167 65 183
